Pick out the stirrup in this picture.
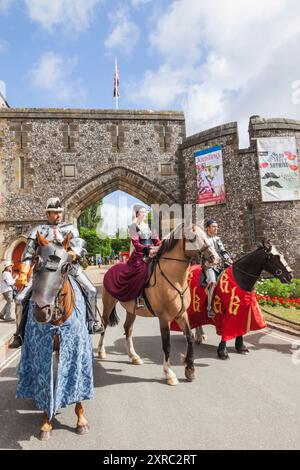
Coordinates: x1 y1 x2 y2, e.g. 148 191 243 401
136 296 145 309
207 309 215 319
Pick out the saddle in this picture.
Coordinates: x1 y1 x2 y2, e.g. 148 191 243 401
200 261 232 288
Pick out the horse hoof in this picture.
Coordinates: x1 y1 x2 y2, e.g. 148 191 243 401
217 349 230 360
38 430 52 441
76 424 90 435
166 377 179 386
131 356 143 365
185 367 195 382
195 334 208 344
98 351 106 360
236 346 249 355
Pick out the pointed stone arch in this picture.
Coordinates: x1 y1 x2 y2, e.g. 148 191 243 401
62 167 178 221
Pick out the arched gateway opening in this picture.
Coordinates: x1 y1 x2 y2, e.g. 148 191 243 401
62 167 177 223
63 168 180 265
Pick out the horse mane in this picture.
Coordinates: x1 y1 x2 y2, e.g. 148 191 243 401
233 244 264 265
156 223 184 259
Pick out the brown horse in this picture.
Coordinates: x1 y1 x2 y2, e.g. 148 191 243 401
18 232 91 441
97 224 219 385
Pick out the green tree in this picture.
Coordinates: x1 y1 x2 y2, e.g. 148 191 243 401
80 227 112 258
79 200 103 230
111 229 130 254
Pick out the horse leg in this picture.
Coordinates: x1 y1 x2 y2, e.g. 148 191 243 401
38 332 60 441
39 413 52 441
217 340 229 360
75 402 89 435
124 311 143 365
207 282 217 318
97 287 117 360
195 326 208 344
97 330 107 360
235 335 249 354
176 312 195 382
160 319 178 386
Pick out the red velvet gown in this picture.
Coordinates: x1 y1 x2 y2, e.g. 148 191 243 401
103 224 160 302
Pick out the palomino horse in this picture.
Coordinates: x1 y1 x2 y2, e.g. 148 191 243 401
16 232 93 441
97 224 219 385
192 241 293 358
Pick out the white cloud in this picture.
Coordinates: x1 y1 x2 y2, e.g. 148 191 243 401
24 0 102 33
105 7 139 54
129 0 300 147
29 52 86 104
127 64 190 107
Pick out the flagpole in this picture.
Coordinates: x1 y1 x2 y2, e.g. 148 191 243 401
115 57 119 110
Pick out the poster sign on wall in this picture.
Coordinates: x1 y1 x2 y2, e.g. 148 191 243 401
194 145 226 206
257 137 300 202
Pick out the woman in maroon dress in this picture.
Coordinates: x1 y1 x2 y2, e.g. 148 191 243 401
103 205 161 302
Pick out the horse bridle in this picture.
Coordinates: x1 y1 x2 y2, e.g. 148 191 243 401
34 260 72 324
52 262 73 322
147 234 211 319
234 250 289 281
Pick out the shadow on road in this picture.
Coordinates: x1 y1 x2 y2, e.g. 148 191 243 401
0 372 42 450
91 333 222 389
242 331 294 356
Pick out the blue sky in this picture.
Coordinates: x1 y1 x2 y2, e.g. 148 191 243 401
1 0 300 230
0 0 168 109
1 0 300 147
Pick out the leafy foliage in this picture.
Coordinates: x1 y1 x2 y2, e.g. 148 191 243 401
80 227 111 258
79 201 103 231
256 278 300 299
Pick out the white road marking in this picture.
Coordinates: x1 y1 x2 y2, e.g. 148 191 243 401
260 328 300 345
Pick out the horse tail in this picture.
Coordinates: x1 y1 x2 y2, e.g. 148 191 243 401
108 306 120 327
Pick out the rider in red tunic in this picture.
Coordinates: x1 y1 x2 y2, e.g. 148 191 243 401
213 266 266 342
103 205 160 302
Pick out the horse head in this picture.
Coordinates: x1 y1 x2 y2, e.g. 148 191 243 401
31 231 73 323
261 240 293 284
183 224 220 266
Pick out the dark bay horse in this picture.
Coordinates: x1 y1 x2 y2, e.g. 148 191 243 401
17 232 92 440
193 241 293 359
97 224 219 385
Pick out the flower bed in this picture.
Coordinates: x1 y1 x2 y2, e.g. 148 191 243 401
255 278 300 309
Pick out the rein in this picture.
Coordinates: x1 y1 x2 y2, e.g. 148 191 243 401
37 262 74 324
156 258 190 319
234 265 261 280
234 252 287 283
159 256 191 264
142 231 212 319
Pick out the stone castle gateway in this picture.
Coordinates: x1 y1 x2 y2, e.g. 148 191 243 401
0 108 299 275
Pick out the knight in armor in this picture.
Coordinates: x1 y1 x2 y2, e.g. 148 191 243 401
201 219 232 318
9 197 100 349
103 204 161 305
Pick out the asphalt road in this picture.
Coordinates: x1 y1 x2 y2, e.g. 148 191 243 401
1 303 300 450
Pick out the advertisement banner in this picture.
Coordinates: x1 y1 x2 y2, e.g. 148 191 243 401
257 137 300 202
194 145 225 206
